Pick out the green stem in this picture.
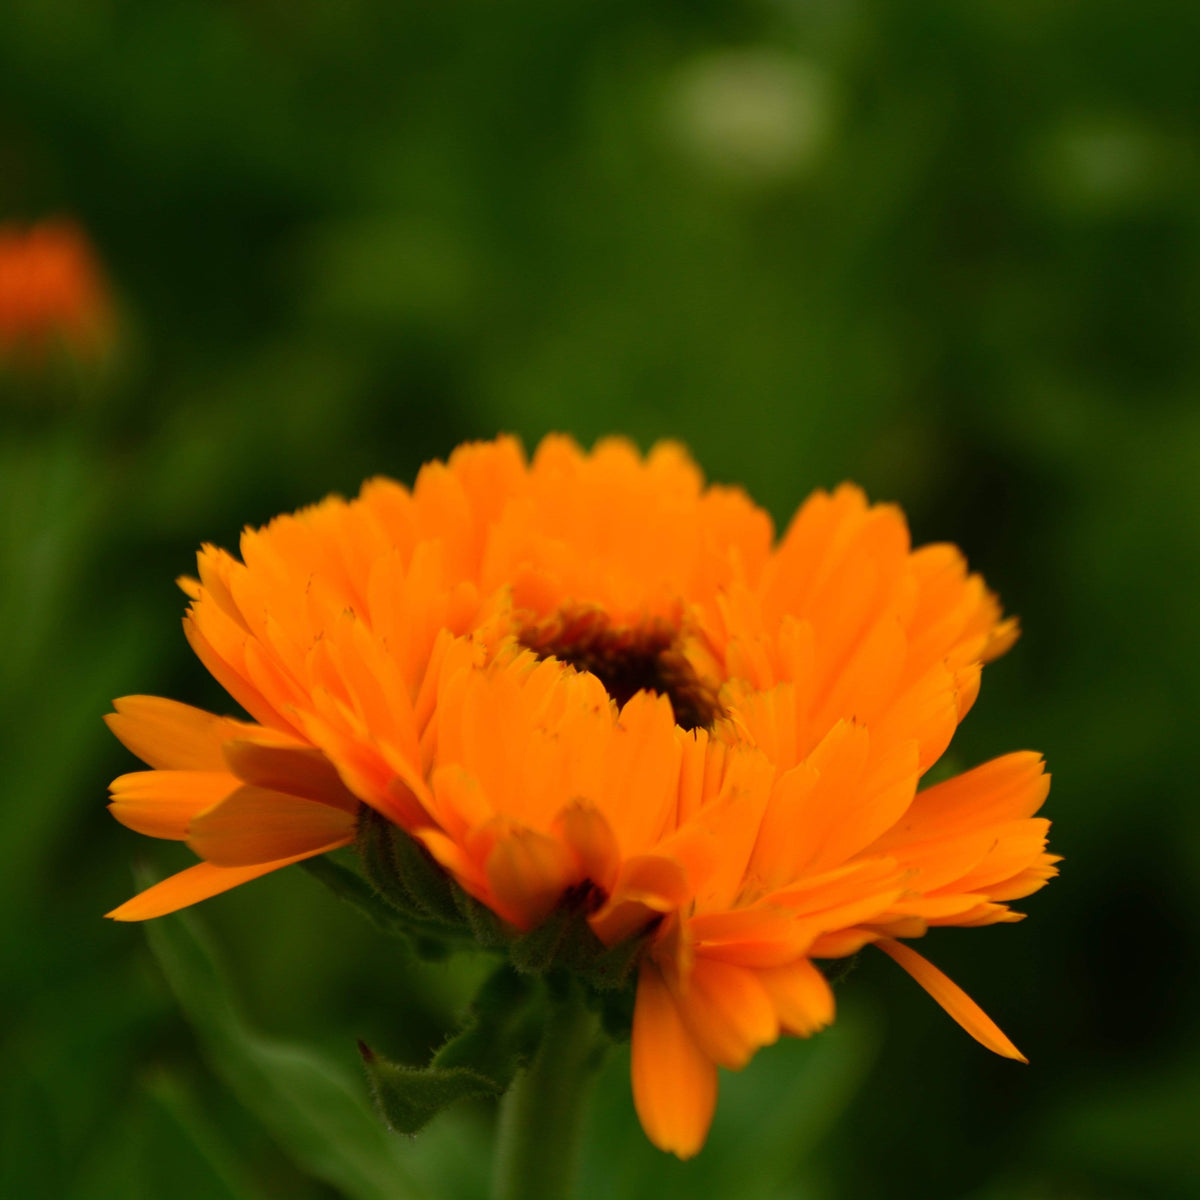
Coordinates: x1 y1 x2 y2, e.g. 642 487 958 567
492 980 601 1200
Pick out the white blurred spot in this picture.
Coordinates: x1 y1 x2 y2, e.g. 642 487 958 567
664 49 835 184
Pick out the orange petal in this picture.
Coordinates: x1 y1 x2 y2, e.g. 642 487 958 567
414 826 489 897
589 854 690 946
631 962 718 1160
109 770 238 840
689 747 775 912
484 824 576 930
675 957 780 1070
885 752 1050 846
183 612 296 734
756 959 835 1036
687 906 811 967
876 938 1027 1062
105 696 247 771
809 927 880 958
187 786 356 867
222 738 358 812
554 800 620 893
106 847 339 921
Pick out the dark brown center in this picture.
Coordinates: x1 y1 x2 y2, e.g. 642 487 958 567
518 606 724 732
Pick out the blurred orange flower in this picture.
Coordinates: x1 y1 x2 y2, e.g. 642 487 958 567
0 219 113 362
105 434 1055 1156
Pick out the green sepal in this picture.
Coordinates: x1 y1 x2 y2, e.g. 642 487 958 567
299 854 409 936
576 927 646 991
387 819 463 924
359 1049 501 1135
506 891 649 988
595 979 637 1043
506 905 577 975
303 845 470 958
432 965 545 1086
355 808 462 929
453 888 509 949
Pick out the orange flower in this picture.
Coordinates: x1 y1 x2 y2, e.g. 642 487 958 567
0 220 113 362
105 435 1055 1156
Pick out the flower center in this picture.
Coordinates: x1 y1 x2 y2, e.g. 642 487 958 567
518 606 724 732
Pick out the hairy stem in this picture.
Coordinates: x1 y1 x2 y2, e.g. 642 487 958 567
492 980 601 1200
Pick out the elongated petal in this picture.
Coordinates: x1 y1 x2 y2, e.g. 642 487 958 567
631 963 718 1159
106 846 341 921
876 938 1027 1062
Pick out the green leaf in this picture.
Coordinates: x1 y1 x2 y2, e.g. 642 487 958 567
141 884 431 1200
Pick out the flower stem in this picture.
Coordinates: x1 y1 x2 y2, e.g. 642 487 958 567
492 979 601 1200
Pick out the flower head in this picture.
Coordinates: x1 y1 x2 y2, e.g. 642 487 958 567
0 219 113 363
105 434 1055 1156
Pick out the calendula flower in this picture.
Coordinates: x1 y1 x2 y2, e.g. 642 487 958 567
105 434 1055 1158
0 219 113 363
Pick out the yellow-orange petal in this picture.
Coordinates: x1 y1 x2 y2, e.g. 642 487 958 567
876 937 1027 1062
108 770 238 839
187 786 356 866
631 962 718 1159
106 847 340 921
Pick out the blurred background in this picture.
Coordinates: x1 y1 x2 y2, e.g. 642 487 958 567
2 1 1198 1197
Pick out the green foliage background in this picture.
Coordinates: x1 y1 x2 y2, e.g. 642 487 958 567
2 1 1198 1196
